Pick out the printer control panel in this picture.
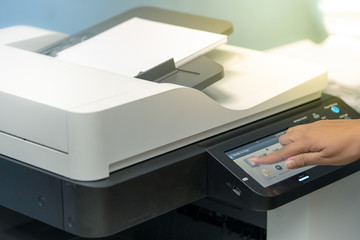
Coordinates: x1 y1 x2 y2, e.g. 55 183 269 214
223 100 354 188
206 95 360 210
224 130 314 188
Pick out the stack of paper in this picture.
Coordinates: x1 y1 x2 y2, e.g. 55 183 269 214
56 17 227 77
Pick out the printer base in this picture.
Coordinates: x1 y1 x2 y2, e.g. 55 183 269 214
0 146 207 238
0 94 359 238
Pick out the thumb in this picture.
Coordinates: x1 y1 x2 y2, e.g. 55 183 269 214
285 153 319 169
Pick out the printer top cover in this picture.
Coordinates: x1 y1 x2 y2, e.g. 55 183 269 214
0 44 327 181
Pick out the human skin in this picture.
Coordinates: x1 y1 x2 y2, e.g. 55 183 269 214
251 119 360 169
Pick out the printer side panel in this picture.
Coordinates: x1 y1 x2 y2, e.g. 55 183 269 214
0 92 68 152
0 154 64 230
0 92 70 177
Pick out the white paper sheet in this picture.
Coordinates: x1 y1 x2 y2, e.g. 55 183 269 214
56 17 227 77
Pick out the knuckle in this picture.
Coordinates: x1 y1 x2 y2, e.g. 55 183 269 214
297 154 307 167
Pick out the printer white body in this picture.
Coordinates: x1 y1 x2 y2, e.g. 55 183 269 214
0 26 327 181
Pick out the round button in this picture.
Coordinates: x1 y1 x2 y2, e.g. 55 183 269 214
312 113 320 119
331 106 340 113
275 165 283 170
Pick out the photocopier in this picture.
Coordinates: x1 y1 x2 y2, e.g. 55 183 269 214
1 6 360 239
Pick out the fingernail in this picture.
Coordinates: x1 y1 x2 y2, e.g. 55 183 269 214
250 157 258 163
286 159 295 169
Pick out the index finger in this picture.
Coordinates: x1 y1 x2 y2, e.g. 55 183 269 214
252 140 307 165
251 147 288 165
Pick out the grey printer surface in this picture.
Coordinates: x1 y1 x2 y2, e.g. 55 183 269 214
1 6 360 239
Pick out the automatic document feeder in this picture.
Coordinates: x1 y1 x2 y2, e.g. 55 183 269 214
1 7 360 238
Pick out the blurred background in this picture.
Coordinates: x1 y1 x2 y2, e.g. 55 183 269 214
0 0 330 50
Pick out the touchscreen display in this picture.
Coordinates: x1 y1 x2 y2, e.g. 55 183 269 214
225 131 314 187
